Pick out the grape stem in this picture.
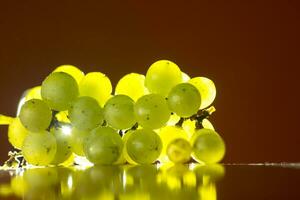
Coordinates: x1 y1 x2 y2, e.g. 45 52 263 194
176 106 216 129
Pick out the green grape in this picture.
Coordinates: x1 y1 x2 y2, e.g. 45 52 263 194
104 95 136 130
83 126 123 165
69 96 104 131
158 126 188 163
126 129 162 164
79 72 112 107
53 64 84 84
50 125 72 165
19 99 52 132
8 117 28 149
167 138 192 164
41 72 79 111
70 127 89 156
25 86 42 101
115 73 148 101
191 129 225 164
189 77 216 109
122 130 137 164
0 114 13 125
145 60 183 96
182 118 215 138
22 131 57 166
134 94 171 129
167 83 201 117
182 72 190 82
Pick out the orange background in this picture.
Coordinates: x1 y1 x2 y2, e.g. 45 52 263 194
0 0 299 163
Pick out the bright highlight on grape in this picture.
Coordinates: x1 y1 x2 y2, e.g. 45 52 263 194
0 60 225 168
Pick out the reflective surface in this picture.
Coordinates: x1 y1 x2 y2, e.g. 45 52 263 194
0 163 299 200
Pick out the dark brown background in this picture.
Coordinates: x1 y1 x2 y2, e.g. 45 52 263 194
0 0 299 164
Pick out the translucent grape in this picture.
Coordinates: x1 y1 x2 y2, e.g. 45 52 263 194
22 131 57 166
145 60 183 96
25 86 42 101
134 94 171 129
53 64 84 84
167 83 201 117
182 72 190 82
126 129 162 164
122 130 137 164
83 126 123 165
41 72 79 111
115 73 148 101
158 126 188 163
8 117 28 149
69 96 104 131
79 72 112 107
50 125 72 165
191 129 225 163
104 95 136 130
70 127 88 156
167 138 192 164
182 119 215 138
19 99 52 132
0 114 13 125
189 77 216 109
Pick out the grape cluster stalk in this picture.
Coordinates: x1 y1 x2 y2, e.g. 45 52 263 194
0 61 225 168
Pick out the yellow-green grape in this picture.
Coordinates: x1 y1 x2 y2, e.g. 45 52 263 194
83 126 123 165
134 94 171 129
191 129 225 164
22 131 57 166
50 125 72 165
158 126 188 163
104 95 136 130
145 60 183 96
25 86 42 101
122 130 137 164
182 72 190 82
79 72 112 107
70 127 89 156
0 114 13 125
126 129 162 164
53 64 84 84
8 117 28 149
41 72 79 111
167 138 192 164
115 73 148 101
69 96 104 131
167 83 201 117
193 164 225 182
182 119 215 138
19 99 52 132
189 77 216 109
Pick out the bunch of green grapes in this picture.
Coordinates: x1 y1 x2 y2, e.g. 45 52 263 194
0 61 225 167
